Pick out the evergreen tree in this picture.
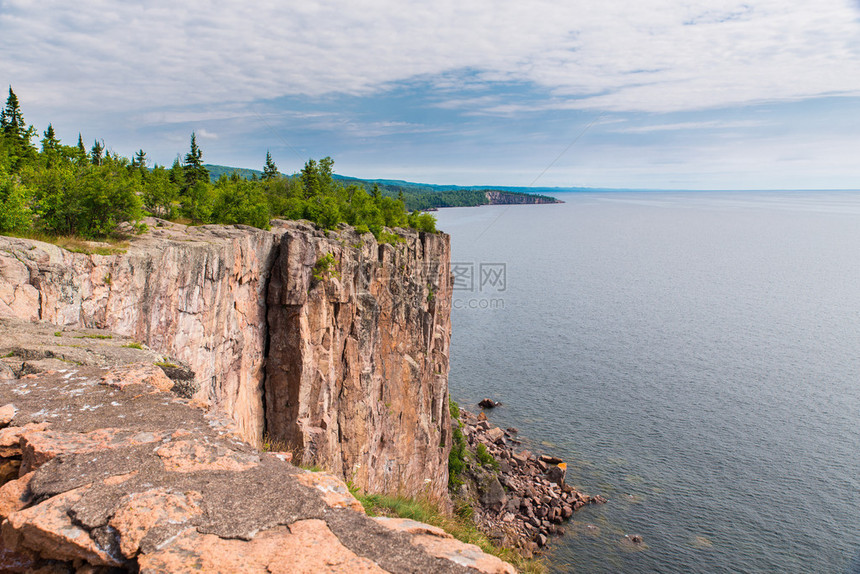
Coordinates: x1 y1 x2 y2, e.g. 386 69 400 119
41 124 60 153
1 88 27 143
169 157 186 189
300 159 320 198
263 151 278 180
182 132 209 188
71 134 88 165
91 140 104 166
1 87 35 163
300 156 335 199
132 149 147 170
39 124 62 168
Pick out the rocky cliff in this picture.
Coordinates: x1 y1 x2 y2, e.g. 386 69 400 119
484 191 561 205
0 218 452 498
267 223 451 497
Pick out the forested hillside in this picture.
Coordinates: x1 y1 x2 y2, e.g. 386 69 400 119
202 166 561 211
0 88 435 239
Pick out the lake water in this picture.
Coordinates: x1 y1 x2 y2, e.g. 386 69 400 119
434 191 860 574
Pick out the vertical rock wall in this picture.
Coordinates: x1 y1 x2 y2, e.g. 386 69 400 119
0 219 453 498
266 222 452 499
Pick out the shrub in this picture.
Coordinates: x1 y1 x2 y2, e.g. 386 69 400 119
0 176 33 233
313 252 340 282
448 425 467 487
409 211 437 233
476 443 499 470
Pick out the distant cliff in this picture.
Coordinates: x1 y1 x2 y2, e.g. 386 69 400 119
484 190 561 205
0 218 452 499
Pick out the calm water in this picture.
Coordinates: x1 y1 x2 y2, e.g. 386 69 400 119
434 191 860 574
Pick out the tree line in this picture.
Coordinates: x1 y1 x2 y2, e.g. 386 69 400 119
0 87 436 238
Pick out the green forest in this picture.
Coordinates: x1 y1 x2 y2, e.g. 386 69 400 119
0 88 436 240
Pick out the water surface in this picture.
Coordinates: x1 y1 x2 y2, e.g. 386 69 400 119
435 191 860 573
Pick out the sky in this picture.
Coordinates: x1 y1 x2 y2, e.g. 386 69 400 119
2 0 860 189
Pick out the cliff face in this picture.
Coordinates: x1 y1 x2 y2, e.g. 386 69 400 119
0 223 275 443
0 219 452 498
484 190 561 205
267 223 451 497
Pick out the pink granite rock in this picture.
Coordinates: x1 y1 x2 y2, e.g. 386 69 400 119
138 520 388 574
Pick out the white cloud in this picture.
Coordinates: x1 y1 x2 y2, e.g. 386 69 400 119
2 0 859 118
613 120 771 133
2 0 859 188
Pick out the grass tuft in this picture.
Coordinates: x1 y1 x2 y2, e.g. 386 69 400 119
260 433 289 453
6 231 130 255
350 490 546 573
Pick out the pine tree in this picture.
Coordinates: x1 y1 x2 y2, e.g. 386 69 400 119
169 158 186 189
1 87 35 160
41 124 60 153
132 149 147 170
91 140 104 166
1 87 25 141
185 133 202 169
183 133 209 188
263 151 278 180
76 134 88 163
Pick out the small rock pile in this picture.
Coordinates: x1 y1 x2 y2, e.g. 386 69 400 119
455 408 606 556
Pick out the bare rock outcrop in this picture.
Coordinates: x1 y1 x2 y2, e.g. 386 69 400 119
0 335 512 573
266 222 452 498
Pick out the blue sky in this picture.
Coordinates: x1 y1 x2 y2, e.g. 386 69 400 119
2 0 859 189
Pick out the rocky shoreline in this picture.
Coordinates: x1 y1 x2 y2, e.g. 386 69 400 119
453 406 606 558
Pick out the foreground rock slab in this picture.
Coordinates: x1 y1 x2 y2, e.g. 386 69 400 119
0 359 513 573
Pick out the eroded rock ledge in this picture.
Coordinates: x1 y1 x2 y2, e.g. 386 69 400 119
0 320 513 573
